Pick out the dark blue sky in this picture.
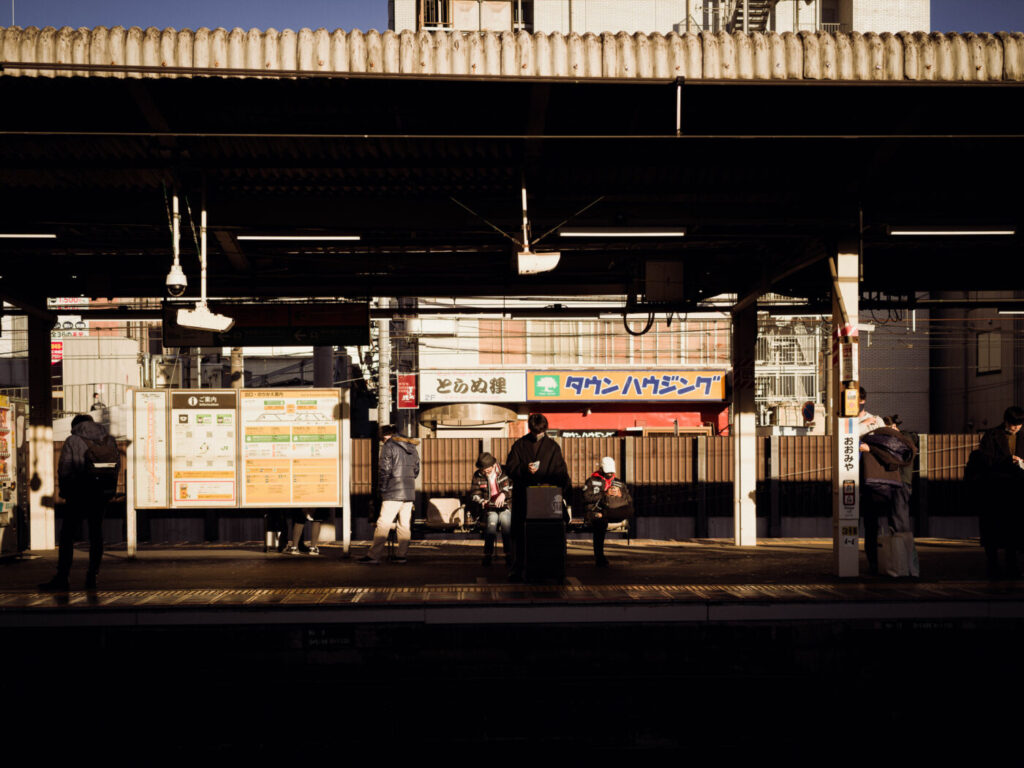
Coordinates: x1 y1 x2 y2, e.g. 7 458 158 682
8 1 1024 34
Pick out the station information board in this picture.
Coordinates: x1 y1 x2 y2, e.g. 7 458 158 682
132 390 169 508
128 388 342 510
170 391 238 507
240 389 341 507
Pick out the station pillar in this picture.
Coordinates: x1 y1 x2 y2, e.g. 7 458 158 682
831 244 861 577
732 304 758 546
27 307 55 550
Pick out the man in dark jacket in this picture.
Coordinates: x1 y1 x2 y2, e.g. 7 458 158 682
582 456 633 568
860 423 917 575
976 406 1024 577
40 414 120 591
504 413 569 580
359 424 420 564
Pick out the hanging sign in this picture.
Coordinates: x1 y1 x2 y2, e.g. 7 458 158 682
397 374 418 409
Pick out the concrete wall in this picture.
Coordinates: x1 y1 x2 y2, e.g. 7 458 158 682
859 309 930 434
391 0 418 33
852 0 928 35
774 0 929 34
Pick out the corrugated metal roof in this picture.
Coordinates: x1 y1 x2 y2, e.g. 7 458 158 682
2 26 1024 304
3 25 1024 81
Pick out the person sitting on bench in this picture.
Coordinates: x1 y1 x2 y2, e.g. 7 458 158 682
469 452 513 567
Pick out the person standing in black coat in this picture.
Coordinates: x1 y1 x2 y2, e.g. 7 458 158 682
359 424 420 564
976 406 1024 578
860 422 917 575
503 413 569 581
39 414 120 591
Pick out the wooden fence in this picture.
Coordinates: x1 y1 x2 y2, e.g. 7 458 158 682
349 434 983 537
56 434 983 540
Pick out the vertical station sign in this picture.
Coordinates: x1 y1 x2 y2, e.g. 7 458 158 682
169 391 238 507
397 374 418 409
133 390 169 508
240 389 341 507
0 395 14 527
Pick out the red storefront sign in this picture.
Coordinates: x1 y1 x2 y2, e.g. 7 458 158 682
51 341 63 364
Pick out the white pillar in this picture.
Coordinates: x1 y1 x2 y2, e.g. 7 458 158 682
126 388 136 559
341 387 352 555
732 304 758 546
28 310 55 550
831 244 860 577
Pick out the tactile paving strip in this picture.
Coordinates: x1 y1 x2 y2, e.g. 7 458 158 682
3 579 1024 613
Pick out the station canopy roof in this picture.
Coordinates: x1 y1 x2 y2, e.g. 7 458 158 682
2 71 1022 311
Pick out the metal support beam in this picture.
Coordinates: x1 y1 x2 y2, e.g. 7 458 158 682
731 303 758 546
831 244 860 577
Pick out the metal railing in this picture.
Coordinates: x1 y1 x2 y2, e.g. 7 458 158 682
421 0 452 30
821 22 849 35
1 383 130 419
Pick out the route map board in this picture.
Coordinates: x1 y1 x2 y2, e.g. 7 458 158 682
169 391 238 507
132 390 169 508
240 389 341 507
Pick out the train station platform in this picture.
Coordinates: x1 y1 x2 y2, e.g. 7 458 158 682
2 537 1020 623
5 538 1022 758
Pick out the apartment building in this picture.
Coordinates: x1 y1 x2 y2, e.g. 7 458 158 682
389 0 930 35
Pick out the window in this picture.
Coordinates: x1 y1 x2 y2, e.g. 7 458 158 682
479 319 526 365
528 320 579 365
420 0 451 29
977 330 1001 375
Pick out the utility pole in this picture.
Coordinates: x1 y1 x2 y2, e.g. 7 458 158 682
377 297 391 427
230 347 244 388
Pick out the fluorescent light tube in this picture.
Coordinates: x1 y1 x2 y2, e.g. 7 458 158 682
237 235 360 241
888 227 1015 236
559 227 686 238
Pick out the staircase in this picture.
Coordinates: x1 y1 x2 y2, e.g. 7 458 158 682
727 0 774 34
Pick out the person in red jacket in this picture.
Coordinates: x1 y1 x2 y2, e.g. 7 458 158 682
582 456 633 567
469 452 513 567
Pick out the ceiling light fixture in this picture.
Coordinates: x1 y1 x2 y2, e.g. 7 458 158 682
517 186 560 275
0 233 57 239
169 192 234 333
887 226 1016 236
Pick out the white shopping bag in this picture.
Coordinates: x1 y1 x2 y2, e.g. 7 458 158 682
878 528 920 578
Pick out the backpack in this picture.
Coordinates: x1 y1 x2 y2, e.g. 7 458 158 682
80 435 120 497
602 485 634 522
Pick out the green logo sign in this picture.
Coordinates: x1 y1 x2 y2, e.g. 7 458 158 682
533 375 560 397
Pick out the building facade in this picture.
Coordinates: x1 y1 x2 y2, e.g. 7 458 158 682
405 299 733 437
929 292 1024 434
389 0 930 35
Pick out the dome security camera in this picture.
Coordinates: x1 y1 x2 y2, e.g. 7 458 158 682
166 263 187 297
